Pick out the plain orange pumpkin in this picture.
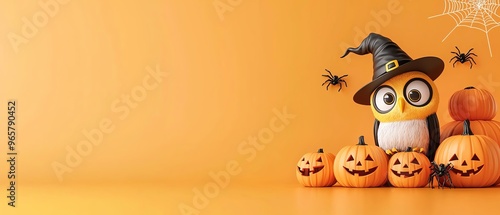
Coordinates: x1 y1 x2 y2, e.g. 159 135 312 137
440 120 500 145
448 86 497 121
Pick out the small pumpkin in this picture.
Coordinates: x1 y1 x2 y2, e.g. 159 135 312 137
296 148 336 187
434 120 500 187
448 86 497 121
334 136 388 187
440 120 500 145
388 147 431 188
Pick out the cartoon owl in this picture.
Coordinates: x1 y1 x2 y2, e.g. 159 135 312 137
341 33 444 160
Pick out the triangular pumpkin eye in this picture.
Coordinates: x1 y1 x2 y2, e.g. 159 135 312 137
301 158 305 161
347 155 354 162
411 158 420 165
393 159 401 165
316 157 322 162
471 154 480 161
449 154 459 161
365 155 373 161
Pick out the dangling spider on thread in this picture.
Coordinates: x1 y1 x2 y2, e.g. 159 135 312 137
449 46 477 69
428 161 454 189
322 69 348 92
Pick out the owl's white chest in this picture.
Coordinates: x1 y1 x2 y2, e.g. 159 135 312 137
377 119 429 152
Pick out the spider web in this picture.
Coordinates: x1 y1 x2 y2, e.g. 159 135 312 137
429 0 500 56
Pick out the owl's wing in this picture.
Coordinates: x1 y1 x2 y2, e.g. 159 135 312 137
426 113 440 161
373 119 380 147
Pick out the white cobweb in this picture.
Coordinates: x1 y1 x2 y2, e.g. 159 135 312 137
429 0 500 56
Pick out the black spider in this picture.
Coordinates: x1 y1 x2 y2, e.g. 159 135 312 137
450 46 477 69
428 161 454 189
322 69 348 92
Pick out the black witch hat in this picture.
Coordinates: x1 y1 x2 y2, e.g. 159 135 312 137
341 33 444 105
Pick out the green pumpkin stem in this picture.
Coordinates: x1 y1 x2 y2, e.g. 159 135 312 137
358 136 367 145
406 147 413 152
317 148 324 153
462 119 474 136
464 86 475 90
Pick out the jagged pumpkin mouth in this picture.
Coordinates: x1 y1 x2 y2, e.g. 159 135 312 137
451 165 484 176
391 168 422 178
343 166 378 176
297 166 324 176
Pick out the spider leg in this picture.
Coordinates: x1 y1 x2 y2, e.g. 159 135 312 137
442 176 448 188
428 173 435 188
449 56 458 63
322 79 330 86
325 69 334 78
467 59 475 69
326 82 332 91
445 172 454 188
339 74 348 78
455 46 461 53
452 59 459 67
465 48 473 55
469 57 477 65
440 175 446 189
464 52 477 58
451 51 459 55
340 79 348 87
322 75 333 79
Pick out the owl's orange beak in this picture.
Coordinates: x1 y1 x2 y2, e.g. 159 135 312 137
397 97 405 113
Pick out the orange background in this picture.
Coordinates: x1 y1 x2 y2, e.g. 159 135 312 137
0 0 500 214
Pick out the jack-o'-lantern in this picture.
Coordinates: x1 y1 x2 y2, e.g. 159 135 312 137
388 147 431 187
434 120 500 187
334 136 388 187
448 86 497 121
296 148 336 187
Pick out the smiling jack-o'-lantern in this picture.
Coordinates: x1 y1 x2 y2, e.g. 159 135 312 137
388 147 431 187
334 136 388 187
296 148 336 187
435 120 500 187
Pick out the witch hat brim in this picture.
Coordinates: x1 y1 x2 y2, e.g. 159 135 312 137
341 33 444 105
353 56 444 105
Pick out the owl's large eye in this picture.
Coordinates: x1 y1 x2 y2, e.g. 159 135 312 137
373 86 397 113
403 78 433 107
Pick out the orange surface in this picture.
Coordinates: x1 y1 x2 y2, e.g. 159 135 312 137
3 184 500 215
0 0 499 214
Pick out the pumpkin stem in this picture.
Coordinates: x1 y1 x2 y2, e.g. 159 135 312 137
358 136 367 145
406 147 413 152
464 86 475 90
462 119 474 135
317 148 324 153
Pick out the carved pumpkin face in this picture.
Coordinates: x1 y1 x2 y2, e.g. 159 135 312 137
388 148 431 187
435 120 500 187
342 153 378 177
334 136 388 187
448 153 484 176
296 148 336 187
